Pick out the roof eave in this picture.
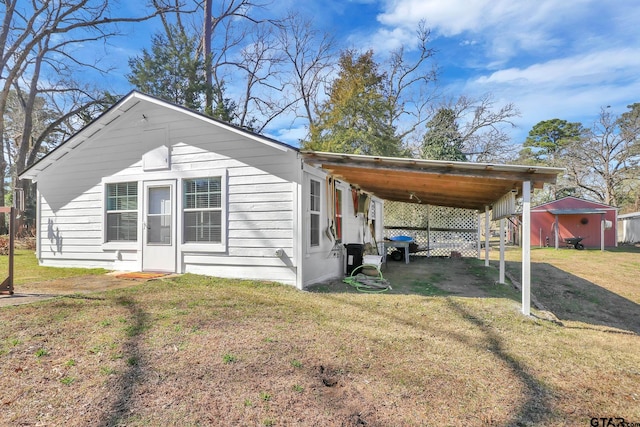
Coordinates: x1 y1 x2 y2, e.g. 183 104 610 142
20 91 298 181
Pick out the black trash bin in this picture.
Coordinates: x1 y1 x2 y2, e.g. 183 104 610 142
345 243 364 275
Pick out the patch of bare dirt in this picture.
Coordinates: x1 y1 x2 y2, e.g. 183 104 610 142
308 256 511 298
0 274 157 307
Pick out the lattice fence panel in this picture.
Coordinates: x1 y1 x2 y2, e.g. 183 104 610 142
429 205 478 257
383 202 479 257
383 201 429 254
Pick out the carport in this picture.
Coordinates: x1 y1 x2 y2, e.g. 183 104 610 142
302 151 564 316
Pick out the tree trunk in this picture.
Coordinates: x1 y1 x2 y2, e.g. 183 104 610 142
203 0 213 115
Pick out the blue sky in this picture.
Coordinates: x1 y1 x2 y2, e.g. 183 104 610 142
101 0 640 148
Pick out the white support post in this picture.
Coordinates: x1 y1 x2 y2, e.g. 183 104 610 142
539 228 542 248
485 205 490 267
499 218 505 284
477 212 482 258
601 213 605 252
554 215 559 249
522 181 531 316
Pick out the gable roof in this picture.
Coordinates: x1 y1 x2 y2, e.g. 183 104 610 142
19 91 297 181
618 212 640 219
532 196 617 211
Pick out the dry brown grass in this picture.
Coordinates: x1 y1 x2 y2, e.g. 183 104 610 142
1 248 639 426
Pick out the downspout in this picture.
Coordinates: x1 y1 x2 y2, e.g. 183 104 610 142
36 186 41 261
294 154 304 289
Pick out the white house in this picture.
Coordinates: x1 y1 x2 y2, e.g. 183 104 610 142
19 92 383 289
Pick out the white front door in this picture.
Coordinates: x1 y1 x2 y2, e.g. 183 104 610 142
142 180 176 272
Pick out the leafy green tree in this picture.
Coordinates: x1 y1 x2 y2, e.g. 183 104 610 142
420 108 466 161
516 118 585 201
304 50 405 157
522 119 584 165
128 25 209 111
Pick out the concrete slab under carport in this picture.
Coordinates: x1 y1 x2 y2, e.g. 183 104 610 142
301 151 565 315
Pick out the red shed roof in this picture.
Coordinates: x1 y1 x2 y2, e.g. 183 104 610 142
532 196 617 212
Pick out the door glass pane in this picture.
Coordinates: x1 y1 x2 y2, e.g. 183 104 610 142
147 186 171 244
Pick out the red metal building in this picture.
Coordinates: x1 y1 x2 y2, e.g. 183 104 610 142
530 197 617 249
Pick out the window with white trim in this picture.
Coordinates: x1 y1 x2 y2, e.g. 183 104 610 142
183 177 222 243
310 179 321 247
106 182 138 242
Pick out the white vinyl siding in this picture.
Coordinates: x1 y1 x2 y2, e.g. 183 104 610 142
32 97 303 286
106 182 137 242
183 177 222 243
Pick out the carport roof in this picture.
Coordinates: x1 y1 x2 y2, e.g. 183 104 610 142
302 151 564 210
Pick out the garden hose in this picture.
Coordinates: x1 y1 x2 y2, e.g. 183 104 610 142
343 264 392 293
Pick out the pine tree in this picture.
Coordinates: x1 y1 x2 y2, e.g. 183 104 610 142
127 25 208 112
420 108 466 161
304 50 404 157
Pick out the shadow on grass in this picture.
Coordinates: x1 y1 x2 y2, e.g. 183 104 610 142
445 299 553 426
319 293 554 426
62 293 106 301
98 295 149 427
308 255 639 335
504 260 640 335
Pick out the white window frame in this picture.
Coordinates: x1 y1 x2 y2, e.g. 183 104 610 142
183 176 223 243
309 178 321 248
179 171 227 253
102 180 141 250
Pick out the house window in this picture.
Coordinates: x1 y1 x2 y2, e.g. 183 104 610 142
184 177 222 243
310 179 321 247
106 182 138 242
335 188 343 242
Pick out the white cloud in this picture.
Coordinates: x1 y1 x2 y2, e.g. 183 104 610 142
475 48 640 89
464 48 640 141
378 0 495 35
375 0 607 61
370 0 640 144
357 26 414 52
264 123 308 147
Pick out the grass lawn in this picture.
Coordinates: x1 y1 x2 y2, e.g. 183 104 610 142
0 249 106 285
0 249 639 426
